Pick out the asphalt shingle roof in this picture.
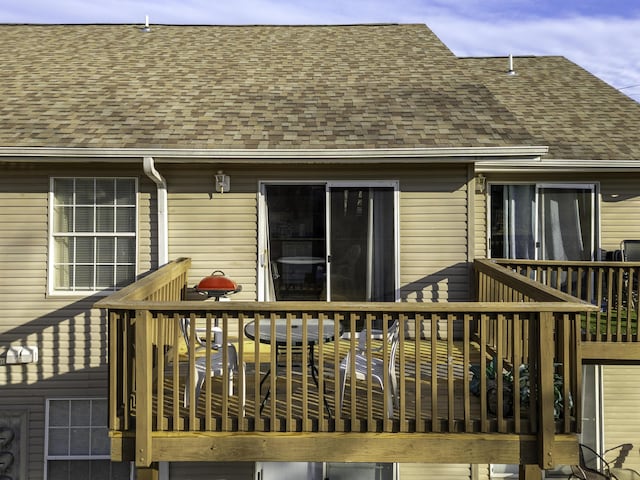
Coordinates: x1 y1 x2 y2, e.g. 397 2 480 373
0 24 537 151
1 23 638 160
461 56 640 160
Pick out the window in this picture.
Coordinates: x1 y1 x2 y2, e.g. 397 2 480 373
45 398 131 480
50 178 137 293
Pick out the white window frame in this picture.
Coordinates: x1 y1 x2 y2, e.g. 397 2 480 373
44 398 132 480
257 180 400 302
48 177 138 296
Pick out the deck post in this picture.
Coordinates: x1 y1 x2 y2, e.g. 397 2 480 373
136 462 159 480
519 464 542 480
537 311 556 469
135 310 154 468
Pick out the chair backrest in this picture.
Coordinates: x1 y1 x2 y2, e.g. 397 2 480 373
387 320 400 365
357 319 400 365
576 443 614 479
621 240 640 262
179 318 223 355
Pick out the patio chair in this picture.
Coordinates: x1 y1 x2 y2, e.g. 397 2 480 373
339 319 400 418
569 443 617 479
177 317 245 410
620 240 640 309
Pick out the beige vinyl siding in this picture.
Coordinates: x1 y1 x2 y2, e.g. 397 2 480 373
0 164 152 479
165 166 259 301
399 166 470 302
162 163 472 304
399 463 472 479
169 461 254 479
602 365 640 473
474 189 487 260
599 175 640 252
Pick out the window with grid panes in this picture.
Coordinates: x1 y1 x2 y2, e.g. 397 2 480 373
45 399 131 480
50 178 137 292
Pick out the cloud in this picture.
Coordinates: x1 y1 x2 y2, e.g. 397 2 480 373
427 15 640 97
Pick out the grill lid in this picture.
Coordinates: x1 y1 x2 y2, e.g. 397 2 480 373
195 270 242 297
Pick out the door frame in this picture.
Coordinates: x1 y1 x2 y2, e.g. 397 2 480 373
257 180 400 302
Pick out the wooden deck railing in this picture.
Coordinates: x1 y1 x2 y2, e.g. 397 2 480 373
493 259 640 359
96 258 595 469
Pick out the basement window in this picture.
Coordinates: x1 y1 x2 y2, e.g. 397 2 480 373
44 398 131 480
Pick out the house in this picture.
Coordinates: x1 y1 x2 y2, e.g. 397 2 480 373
1 22 640 480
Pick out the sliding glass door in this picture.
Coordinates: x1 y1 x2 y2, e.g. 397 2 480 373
259 182 398 301
490 183 597 261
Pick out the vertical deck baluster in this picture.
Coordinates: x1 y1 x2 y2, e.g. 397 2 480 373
463 313 471 432
496 313 506 433
430 312 439 432
204 313 213 431
156 313 166 431
414 313 423 433
397 313 406 433
348 312 358 431
316 312 326 431
301 312 309 431
170 314 181 430
269 312 278 430
333 312 344 432
237 312 246 431
366 313 375 431
447 313 455 432
480 313 488 432
513 313 522 434
187 313 198 430
284 312 293 432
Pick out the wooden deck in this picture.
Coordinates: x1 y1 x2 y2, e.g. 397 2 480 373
98 257 595 471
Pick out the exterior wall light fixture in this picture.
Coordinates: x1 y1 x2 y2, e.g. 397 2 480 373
215 171 230 194
475 174 486 194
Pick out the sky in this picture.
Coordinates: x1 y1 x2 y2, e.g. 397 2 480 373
2 0 640 101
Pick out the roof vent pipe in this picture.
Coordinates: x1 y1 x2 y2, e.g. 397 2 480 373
507 54 516 75
143 156 168 266
141 15 151 32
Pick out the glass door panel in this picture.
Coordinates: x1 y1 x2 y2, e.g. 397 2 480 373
490 184 596 261
538 186 594 261
329 187 395 301
265 184 326 300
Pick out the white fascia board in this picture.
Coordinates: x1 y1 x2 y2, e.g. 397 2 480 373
0 146 548 163
476 158 640 173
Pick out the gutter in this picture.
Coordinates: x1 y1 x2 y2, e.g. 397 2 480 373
143 156 169 266
476 158 640 173
0 146 549 163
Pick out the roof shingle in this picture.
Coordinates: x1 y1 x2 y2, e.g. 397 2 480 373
1 23 638 160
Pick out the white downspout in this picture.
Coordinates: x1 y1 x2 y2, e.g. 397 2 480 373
143 156 169 266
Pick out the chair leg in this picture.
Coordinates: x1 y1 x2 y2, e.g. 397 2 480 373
240 363 246 416
339 367 348 413
390 372 399 410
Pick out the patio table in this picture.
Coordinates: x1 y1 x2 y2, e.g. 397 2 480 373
244 317 340 416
